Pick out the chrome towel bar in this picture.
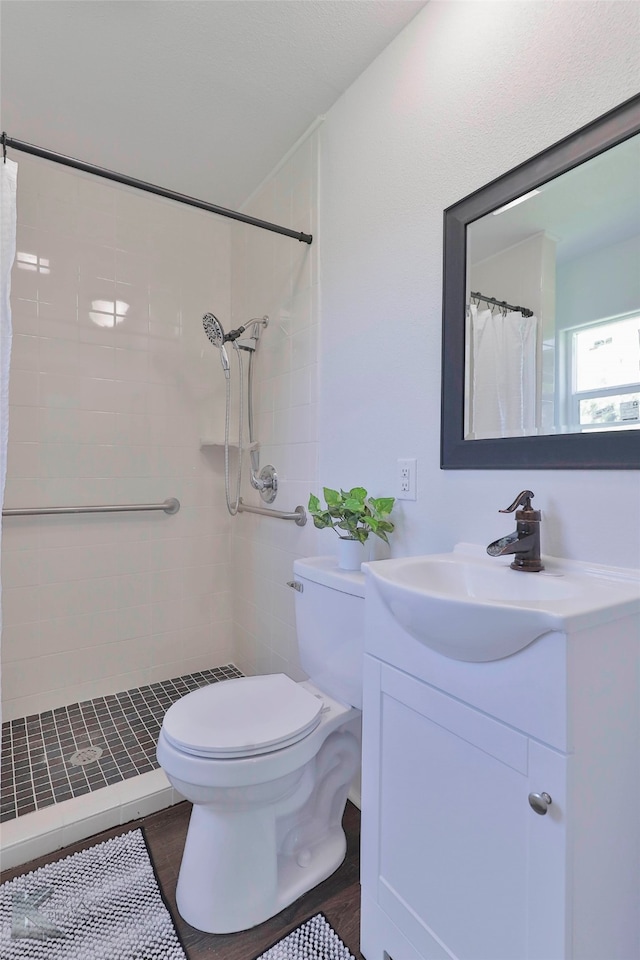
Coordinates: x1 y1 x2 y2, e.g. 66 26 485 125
2 498 180 517
237 498 306 526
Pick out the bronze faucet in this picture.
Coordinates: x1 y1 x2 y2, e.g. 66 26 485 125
486 490 544 572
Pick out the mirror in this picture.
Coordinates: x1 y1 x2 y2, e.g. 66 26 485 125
441 94 640 469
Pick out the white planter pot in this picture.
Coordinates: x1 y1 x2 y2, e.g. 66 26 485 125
338 538 368 570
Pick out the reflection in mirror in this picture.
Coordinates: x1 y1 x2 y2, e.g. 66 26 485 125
441 93 640 469
465 134 640 441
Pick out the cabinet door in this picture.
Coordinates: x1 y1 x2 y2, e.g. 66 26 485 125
361 659 568 960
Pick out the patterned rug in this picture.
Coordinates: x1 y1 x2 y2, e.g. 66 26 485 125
0 829 186 959
255 912 356 959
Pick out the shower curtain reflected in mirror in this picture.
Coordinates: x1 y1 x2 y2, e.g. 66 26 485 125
467 303 539 440
0 157 18 724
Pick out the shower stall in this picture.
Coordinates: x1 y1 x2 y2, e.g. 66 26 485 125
0 130 320 869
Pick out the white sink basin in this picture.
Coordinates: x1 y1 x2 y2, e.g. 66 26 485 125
365 543 640 661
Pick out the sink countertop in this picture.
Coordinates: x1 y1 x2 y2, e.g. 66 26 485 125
364 543 640 662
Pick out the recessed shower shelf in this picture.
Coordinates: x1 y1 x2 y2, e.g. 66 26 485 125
199 438 260 451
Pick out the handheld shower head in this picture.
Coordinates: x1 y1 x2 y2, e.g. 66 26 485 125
203 313 230 378
202 313 225 347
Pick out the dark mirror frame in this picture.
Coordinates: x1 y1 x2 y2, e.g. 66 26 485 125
441 94 640 470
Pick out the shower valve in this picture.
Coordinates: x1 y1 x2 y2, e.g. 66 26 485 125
252 465 277 504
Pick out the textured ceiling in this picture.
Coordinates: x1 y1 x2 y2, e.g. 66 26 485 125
1 0 426 209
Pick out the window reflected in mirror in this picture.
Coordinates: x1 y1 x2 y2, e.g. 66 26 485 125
569 313 640 431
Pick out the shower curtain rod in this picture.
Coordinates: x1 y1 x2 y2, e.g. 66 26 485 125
470 291 533 318
1 133 313 245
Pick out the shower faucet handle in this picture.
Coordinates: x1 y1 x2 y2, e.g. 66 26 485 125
250 464 278 504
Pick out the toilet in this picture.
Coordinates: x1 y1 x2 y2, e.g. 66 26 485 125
156 556 364 934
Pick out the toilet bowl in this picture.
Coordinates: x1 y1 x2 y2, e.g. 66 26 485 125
156 556 364 934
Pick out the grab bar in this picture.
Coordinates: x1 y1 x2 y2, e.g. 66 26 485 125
2 497 180 517
237 498 306 526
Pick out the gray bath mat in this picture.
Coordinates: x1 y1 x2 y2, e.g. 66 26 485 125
0 828 186 959
255 911 356 959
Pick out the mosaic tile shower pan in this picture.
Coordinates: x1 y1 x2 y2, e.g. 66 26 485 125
0 665 242 872
1 665 242 824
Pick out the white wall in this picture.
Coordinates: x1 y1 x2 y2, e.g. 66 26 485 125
319 0 640 569
556 233 640 332
229 130 322 678
2 155 235 719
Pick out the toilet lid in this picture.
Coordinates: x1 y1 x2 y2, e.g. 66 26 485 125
161 674 324 759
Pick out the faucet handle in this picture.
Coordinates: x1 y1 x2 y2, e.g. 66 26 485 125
499 490 535 514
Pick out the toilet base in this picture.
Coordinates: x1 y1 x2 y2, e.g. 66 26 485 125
276 824 347 914
177 814 348 935
172 727 359 933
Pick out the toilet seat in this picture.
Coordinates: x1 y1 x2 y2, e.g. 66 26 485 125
161 674 324 759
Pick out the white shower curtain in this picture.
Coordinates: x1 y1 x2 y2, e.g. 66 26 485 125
468 303 538 439
0 157 18 724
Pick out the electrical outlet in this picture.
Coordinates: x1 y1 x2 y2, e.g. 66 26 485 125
397 458 417 500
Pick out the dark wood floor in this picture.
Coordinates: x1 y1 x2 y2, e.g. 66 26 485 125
1 799 364 960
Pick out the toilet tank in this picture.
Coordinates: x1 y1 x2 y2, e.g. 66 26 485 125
292 556 365 709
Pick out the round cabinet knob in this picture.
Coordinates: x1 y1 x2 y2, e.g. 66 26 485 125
528 791 552 815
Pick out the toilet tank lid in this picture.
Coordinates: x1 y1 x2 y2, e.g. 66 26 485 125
293 556 365 598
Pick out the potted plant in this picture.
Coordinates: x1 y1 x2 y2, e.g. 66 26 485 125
308 486 395 569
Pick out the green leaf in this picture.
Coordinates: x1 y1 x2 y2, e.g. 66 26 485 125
369 496 395 517
349 487 367 502
323 487 341 506
343 497 365 513
308 493 320 512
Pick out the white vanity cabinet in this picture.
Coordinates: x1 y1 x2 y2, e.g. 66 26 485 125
360 576 640 960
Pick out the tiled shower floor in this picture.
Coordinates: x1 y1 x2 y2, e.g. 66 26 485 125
0 665 243 824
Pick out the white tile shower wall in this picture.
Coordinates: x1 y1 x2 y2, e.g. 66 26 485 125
229 131 321 679
2 154 234 720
